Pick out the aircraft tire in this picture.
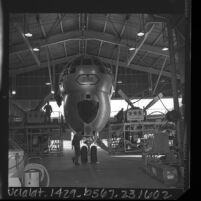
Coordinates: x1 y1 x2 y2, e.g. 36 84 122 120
90 145 97 163
81 146 88 164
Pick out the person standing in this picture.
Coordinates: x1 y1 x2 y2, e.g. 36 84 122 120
72 132 83 165
44 101 52 123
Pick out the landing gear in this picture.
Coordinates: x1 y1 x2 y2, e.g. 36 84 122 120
81 135 98 164
81 146 88 164
90 145 97 163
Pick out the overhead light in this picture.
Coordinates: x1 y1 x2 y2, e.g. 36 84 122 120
45 82 51 85
129 47 135 51
33 47 40 51
117 80 123 84
162 47 168 51
137 32 145 37
24 32 32 37
51 90 55 94
12 90 16 95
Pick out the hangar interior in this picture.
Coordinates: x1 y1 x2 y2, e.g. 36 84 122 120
8 13 187 189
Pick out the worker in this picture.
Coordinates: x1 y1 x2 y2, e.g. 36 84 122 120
72 132 83 165
44 101 52 123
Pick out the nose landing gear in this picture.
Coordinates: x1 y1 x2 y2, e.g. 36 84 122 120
80 136 98 164
81 146 88 164
90 145 97 163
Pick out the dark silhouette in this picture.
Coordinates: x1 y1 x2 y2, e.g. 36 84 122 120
116 108 124 122
44 101 52 123
72 132 83 165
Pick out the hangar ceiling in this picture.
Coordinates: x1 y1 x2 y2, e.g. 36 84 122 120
9 13 185 101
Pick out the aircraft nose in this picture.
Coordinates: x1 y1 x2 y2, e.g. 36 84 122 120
77 100 99 123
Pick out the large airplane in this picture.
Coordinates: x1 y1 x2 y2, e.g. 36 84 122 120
57 55 114 163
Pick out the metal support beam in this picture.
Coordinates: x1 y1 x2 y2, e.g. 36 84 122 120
151 56 162 68
167 22 182 162
84 14 88 55
119 15 129 38
58 14 64 33
10 55 75 75
134 22 165 65
47 46 53 59
167 26 180 111
81 13 85 55
114 45 121 89
10 54 180 79
16 53 24 64
98 14 109 57
52 63 56 92
152 56 167 95
153 31 163 45
10 30 168 58
127 24 155 66
63 41 68 57
46 14 65 37
148 72 153 95
14 23 40 66
46 47 53 88
37 14 47 38
175 28 185 84
108 15 121 38
78 13 81 55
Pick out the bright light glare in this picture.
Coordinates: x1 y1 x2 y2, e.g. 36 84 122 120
24 33 32 37
42 101 64 118
110 98 182 117
33 48 39 51
137 32 145 37
12 90 16 95
162 47 168 51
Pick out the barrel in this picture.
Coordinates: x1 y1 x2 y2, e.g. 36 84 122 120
24 170 40 187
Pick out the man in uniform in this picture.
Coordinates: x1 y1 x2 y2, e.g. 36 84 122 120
44 101 52 123
72 132 83 165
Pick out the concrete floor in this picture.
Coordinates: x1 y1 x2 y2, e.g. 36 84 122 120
41 147 167 188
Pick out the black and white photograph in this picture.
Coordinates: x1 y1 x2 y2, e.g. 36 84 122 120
4 1 191 199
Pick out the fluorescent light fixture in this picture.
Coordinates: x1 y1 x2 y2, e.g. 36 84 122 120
137 32 145 37
12 90 16 95
129 47 135 51
24 32 32 37
162 47 168 51
117 80 123 84
51 90 55 94
33 47 39 51
45 82 51 85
